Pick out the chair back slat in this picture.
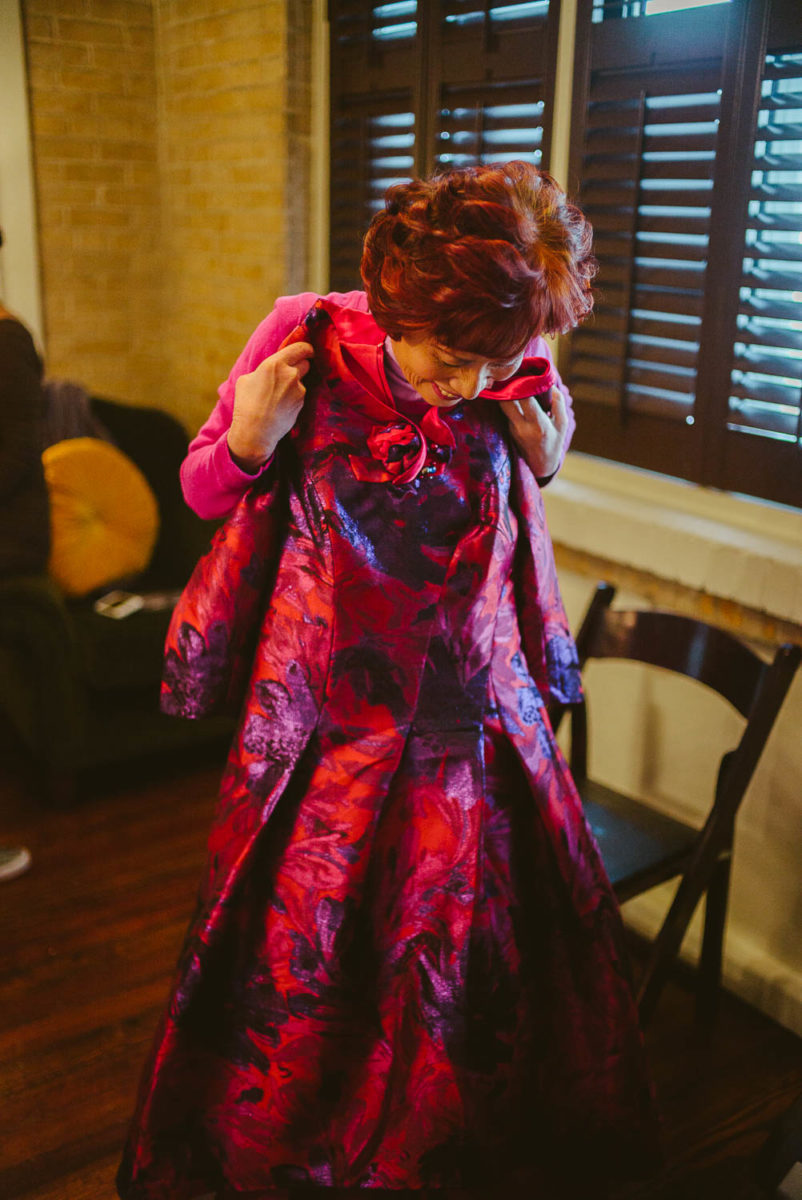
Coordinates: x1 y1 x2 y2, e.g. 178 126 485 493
586 608 768 718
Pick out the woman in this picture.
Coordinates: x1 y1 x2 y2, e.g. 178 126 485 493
118 163 658 1200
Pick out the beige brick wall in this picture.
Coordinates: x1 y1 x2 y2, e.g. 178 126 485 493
157 0 290 432
23 0 307 433
23 0 162 406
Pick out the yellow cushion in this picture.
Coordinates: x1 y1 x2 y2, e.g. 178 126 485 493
43 437 159 597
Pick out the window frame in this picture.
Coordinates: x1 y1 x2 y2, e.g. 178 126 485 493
326 0 802 509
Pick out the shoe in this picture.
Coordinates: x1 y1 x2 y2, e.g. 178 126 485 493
0 846 32 881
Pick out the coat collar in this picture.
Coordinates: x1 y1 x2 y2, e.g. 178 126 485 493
304 300 457 483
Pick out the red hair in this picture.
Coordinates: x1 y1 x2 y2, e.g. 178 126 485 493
361 161 596 358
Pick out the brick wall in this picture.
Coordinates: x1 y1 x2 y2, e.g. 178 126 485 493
157 0 291 433
23 0 162 407
23 0 309 433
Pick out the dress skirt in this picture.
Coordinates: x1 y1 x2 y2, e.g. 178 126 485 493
118 364 659 1197
117 687 658 1198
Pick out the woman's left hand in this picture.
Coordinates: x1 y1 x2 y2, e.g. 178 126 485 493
499 386 570 480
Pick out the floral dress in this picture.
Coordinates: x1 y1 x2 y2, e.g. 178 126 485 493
117 301 659 1199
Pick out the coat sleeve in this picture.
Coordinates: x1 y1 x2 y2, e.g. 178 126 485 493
509 447 583 707
161 465 289 719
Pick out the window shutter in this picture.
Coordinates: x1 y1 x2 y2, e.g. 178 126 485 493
566 0 802 508
329 1 560 291
430 2 558 174
718 1 802 507
329 4 418 291
435 86 547 171
563 0 735 482
330 102 416 289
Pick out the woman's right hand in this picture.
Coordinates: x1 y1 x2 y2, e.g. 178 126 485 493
227 340 314 473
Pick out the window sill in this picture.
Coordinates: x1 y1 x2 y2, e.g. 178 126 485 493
543 454 802 631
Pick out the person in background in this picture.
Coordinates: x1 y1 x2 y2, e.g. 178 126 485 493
0 227 47 881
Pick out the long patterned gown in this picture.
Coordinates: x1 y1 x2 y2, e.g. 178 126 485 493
117 301 659 1199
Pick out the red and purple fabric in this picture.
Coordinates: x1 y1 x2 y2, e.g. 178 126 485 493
117 301 660 1200
178 290 576 521
479 356 556 408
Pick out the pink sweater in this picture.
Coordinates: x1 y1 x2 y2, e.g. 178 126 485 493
181 290 574 520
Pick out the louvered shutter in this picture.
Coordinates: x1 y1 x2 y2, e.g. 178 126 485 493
330 102 416 288
329 1 560 291
430 2 557 174
329 4 418 291
566 0 802 508
564 0 735 483
718 0 802 506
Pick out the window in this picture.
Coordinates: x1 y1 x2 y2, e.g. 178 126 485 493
565 0 802 507
728 49 802 462
591 0 731 18
328 0 802 508
328 0 560 291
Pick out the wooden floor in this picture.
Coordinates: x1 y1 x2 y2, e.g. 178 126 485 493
2 749 801 1200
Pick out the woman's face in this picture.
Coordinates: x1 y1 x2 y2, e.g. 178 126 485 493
392 334 526 408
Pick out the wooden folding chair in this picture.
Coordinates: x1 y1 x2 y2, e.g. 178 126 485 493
554 582 801 1029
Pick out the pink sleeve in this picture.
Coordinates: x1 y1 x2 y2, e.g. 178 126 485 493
527 334 575 484
180 290 370 520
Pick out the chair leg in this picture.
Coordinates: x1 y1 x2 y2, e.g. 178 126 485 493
637 929 676 1029
636 875 707 1028
696 848 732 1032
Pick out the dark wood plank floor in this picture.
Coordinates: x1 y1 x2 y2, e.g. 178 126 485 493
2 749 801 1200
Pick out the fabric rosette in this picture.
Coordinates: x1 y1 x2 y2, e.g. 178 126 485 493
350 420 426 484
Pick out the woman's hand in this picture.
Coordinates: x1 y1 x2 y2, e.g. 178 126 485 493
499 386 570 481
227 341 314 473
